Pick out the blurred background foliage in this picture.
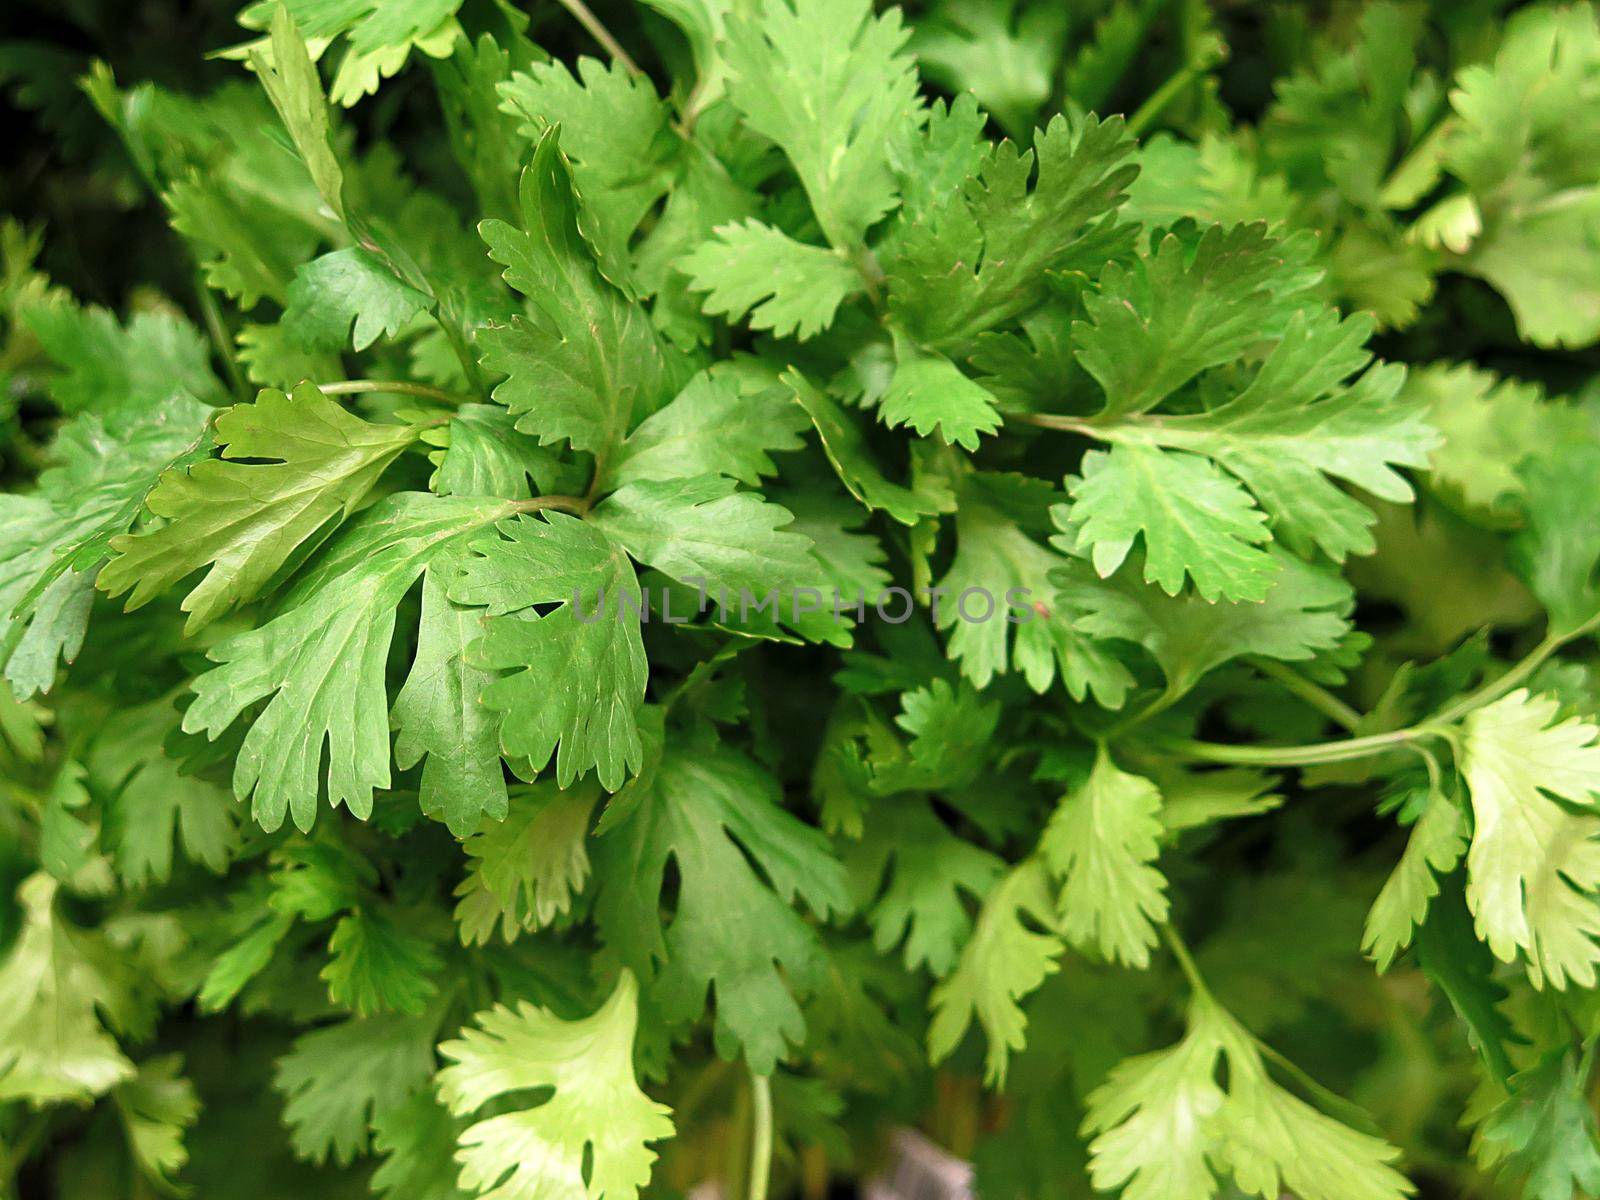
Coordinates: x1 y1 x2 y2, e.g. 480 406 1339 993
2 2 1599 1198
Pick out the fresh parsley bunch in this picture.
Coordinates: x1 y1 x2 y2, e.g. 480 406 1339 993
2 1 1600 1198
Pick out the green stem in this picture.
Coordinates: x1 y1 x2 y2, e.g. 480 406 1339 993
747 1071 773 1200
849 246 885 308
508 494 589 516
1436 617 1599 724
1103 683 1187 739
1161 924 1211 1000
195 274 248 401
1125 30 1225 139
1170 617 1598 769
1250 658 1362 732
584 451 611 508
1009 411 1106 438
554 0 644 77
1162 726 1430 768
316 379 467 405
435 313 488 399
679 76 714 135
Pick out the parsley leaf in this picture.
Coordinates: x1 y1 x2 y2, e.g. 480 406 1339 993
723 0 922 250
594 743 849 1072
451 510 648 792
1462 689 1600 988
100 383 419 633
436 972 673 1200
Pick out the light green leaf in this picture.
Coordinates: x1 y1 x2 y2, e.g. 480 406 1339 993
498 56 679 293
1086 992 1412 1200
879 333 1002 451
940 477 1133 703
100 382 419 633
243 0 464 107
927 859 1063 1086
0 874 136 1104
1410 363 1552 514
1158 768 1282 835
1444 5 1600 348
909 0 1067 136
1124 133 1298 232
1122 310 1435 562
888 112 1138 349
246 3 346 219
436 971 673 1200
454 781 597 945
591 474 816 600
1082 999 1226 1200
1364 790 1466 972
869 677 999 795
111 1055 200 1190
1061 549 1353 696
1042 746 1169 968
423 404 569 501
1462 689 1600 988
1074 223 1320 420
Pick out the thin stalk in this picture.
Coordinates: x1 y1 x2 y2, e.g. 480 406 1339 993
433 314 489 399
1161 924 1211 1000
747 1071 774 1200
1126 33 1222 139
583 451 611 509
1170 618 1597 769
799 1145 829 1200
554 0 644 77
1103 683 1186 739
1009 411 1106 438
316 379 467 405
1161 726 1429 768
195 274 248 401
1250 657 1362 731
680 75 714 135
1436 617 1599 724
848 246 885 308
508 494 589 516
